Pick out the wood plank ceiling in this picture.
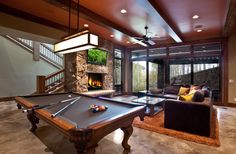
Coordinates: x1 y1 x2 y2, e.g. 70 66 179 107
0 0 232 47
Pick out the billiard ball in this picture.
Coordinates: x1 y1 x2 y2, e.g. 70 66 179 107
68 95 72 98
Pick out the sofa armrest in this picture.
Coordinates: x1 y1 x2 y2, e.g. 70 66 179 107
164 99 212 137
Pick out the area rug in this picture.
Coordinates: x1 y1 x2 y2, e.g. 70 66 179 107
133 108 220 147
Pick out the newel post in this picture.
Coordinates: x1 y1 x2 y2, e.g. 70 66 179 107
33 41 40 61
36 75 46 94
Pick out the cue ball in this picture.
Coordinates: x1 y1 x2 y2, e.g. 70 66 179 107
68 95 72 98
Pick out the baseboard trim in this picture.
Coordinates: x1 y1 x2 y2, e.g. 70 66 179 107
0 96 15 102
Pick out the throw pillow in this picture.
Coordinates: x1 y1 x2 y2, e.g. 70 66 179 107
192 90 205 102
178 87 190 95
179 92 195 102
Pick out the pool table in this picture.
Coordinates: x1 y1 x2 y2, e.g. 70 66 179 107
15 92 145 154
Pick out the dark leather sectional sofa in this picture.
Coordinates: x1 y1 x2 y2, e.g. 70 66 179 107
164 98 212 137
138 85 213 137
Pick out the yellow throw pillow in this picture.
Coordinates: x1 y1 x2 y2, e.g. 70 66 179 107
179 92 195 102
178 87 190 95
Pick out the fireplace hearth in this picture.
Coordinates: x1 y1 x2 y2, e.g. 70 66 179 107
88 73 103 90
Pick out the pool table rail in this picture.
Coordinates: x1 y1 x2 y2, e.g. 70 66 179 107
15 96 76 133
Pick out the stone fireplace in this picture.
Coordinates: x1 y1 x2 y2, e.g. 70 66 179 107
64 38 114 93
88 73 103 90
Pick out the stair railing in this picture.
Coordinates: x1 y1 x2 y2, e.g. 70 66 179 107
39 43 64 68
4 35 63 69
37 69 65 94
18 38 33 48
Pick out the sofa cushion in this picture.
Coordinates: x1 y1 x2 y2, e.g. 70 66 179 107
149 87 163 94
164 85 180 95
163 94 179 99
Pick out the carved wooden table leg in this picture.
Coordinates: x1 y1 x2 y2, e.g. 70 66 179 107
27 110 39 132
139 114 145 121
121 125 133 150
69 129 93 154
73 142 88 154
17 103 22 109
73 143 96 154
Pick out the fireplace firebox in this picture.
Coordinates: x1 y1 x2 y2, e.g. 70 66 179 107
88 73 103 90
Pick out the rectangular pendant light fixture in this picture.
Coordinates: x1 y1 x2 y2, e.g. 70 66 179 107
54 30 98 54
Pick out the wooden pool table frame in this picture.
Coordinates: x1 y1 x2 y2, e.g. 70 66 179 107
15 92 145 154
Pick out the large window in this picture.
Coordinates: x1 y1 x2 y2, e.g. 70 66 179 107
130 41 223 103
132 61 147 92
114 60 121 85
149 62 158 89
193 57 220 90
114 49 123 93
193 43 221 56
131 49 147 59
149 47 167 57
169 45 191 57
169 60 191 85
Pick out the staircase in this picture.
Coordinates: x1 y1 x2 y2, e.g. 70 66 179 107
5 35 64 69
37 69 65 94
4 35 65 94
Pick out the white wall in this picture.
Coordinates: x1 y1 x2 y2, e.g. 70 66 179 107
0 36 58 97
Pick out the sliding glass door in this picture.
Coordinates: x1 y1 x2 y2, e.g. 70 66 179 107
114 49 123 93
132 61 147 92
148 62 158 89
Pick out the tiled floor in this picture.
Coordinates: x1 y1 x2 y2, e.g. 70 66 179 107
0 100 236 154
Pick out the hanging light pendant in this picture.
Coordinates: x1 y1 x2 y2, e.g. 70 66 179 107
54 30 98 54
54 0 98 54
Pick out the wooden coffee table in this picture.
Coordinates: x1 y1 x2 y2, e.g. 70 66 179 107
132 96 165 116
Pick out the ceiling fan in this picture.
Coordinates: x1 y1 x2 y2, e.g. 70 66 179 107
132 26 166 46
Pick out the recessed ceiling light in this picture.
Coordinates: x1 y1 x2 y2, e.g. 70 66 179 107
84 24 89 27
120 9 127 14
197 29 202 32
192 15 199 19
110 34 114 37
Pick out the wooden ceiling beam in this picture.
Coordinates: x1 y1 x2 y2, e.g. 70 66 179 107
147 0 184 43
